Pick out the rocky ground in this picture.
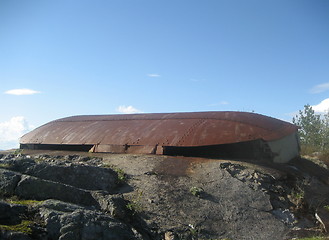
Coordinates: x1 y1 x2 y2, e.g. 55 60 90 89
0 150 329 240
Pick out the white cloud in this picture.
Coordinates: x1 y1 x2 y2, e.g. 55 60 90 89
5 88 41 95
208 101 229 106
189 78 205 82
0 116 34 150
312 98 329 113
147 74 161 78
116 105 142 114
219 101 229 105
310 82 329 94
190 78 200 82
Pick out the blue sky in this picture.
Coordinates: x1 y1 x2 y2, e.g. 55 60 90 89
0 0 329 149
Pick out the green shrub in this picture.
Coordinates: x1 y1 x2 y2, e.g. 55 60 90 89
293 105 324 151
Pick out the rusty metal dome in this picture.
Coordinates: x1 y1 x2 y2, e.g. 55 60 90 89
20 111 298 157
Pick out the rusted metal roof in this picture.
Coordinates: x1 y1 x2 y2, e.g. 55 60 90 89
20 111 298 153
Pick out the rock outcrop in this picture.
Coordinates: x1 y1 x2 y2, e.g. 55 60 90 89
0 154 139 240
0 151 328 239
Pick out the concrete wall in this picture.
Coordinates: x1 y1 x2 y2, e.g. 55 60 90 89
267 132 300 163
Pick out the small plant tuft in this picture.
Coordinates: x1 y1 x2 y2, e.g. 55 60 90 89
102 164 127 184
289 184 305 206
189 186 204 197
126 191 143 214
292 189 304 200
188 224 198 236
115 167 127 183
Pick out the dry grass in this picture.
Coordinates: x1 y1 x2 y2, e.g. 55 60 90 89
319 150 329 168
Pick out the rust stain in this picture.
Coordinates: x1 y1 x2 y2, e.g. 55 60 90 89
154 156 216 176
154 157 191 176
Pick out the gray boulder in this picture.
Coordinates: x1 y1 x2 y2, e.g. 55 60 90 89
0 169 21 196
7 157 36 172
39 204 136 240
16 162 118 192
0 231 32 240
15 175 98 206
38 199 87 212
0 201 27 225
91 191 128 219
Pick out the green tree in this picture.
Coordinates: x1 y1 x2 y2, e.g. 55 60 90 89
292 104 324 152
323 110 329 149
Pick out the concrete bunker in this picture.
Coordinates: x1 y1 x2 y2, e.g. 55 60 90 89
20 111 300 163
